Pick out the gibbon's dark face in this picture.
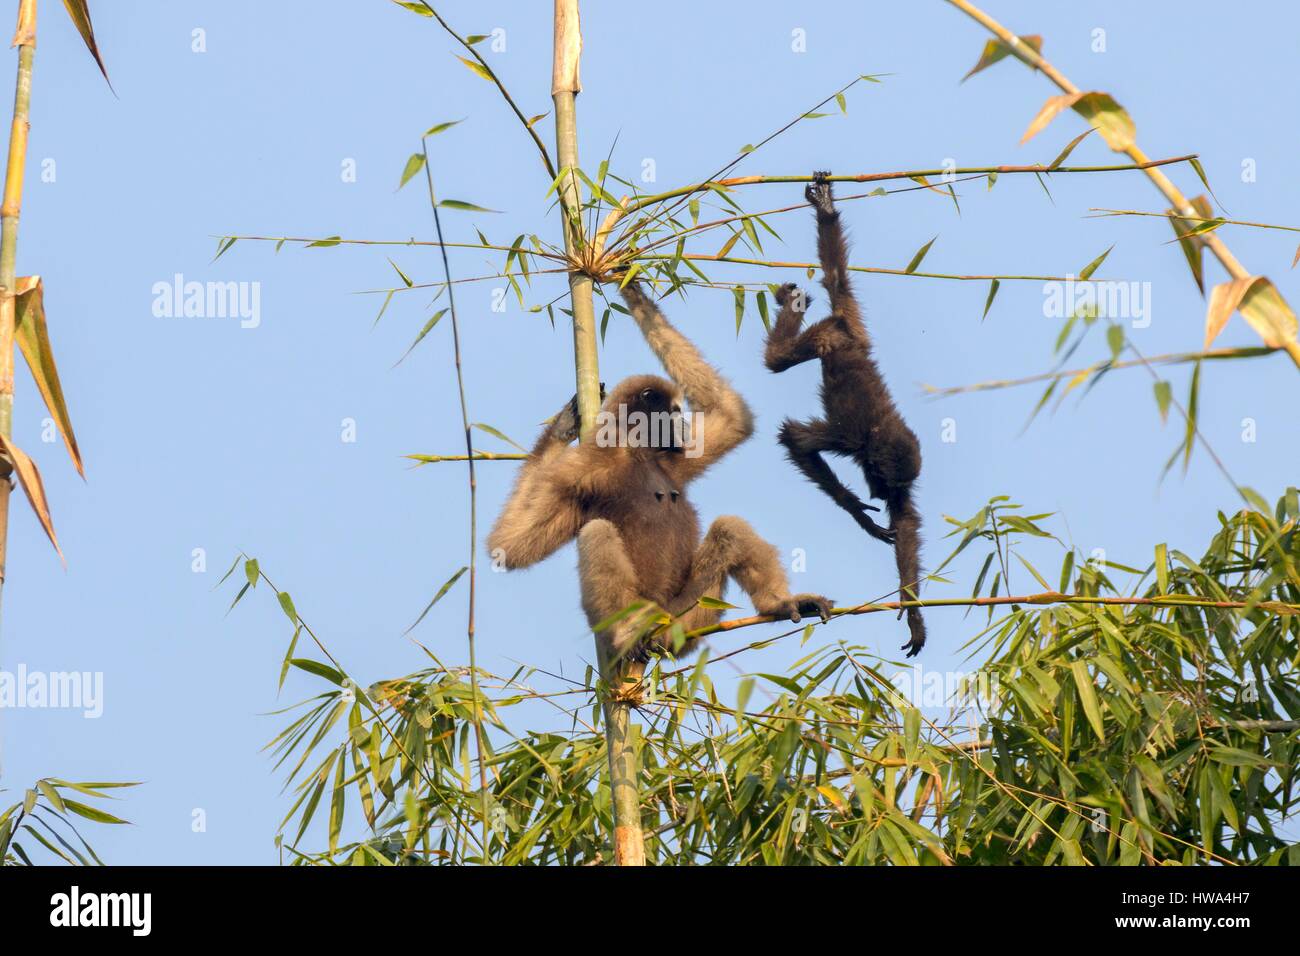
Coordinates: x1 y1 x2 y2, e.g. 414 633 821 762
605 374 688 453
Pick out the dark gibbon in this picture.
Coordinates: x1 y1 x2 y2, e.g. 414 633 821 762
763 172 927 656
487 281 832 662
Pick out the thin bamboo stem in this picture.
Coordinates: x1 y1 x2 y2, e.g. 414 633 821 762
551 0 645 867
924 346 1279 397
419 140 491 862
677 589 1299 646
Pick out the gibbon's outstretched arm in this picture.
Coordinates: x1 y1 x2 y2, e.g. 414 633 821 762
811 174 862 329
764 283 843 372
486 394 591 570
620 282 754 482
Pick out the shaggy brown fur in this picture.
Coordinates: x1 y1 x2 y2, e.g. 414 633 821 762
763 173 927 656
488 282 831 661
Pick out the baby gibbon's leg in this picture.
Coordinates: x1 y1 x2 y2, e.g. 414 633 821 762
777 418 892 543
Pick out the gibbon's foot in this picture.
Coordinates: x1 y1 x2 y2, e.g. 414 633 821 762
902 634 925 658
855 512 895 545
805 171 835 215
766 593 833 625
774 282 804 308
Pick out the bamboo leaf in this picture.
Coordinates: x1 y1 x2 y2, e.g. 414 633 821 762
904 236 937 274
472 422 526 452
1048 127 1096 170
62 799 128 825
404 566 468 634
1205 276 1297 350
422 119 462 137
454 55 495 83
1070 661 1106 740
393 310 447 366
1078 245 1113 280
60 1 111 87
962 35 1042 81
13 277 82 477
1022 92 1134 152
981 278 1000 321
438 199 501 213
0 434 62 562
398 153 425 190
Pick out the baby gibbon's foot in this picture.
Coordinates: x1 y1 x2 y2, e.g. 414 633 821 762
805 171 836 216
856 512 896 545
765 593 833 625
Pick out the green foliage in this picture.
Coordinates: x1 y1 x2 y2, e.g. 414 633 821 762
0 779 137 866
233 491 1300 865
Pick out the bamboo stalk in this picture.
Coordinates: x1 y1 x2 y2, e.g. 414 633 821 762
0 0 37 675
551 0 645 867
944 0 1300 369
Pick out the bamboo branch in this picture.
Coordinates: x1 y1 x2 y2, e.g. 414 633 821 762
924 346 1280 397
944 0 1300 369
1089 208 1300 236
676 590 1300 645
603 155 1198 230
407 452 526 464
414 1 557 181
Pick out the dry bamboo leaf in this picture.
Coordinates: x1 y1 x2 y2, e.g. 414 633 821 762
0 433 63 563
1205 276 1298 349
60 0 112 88
1021 91 1134 151
14 277 83 477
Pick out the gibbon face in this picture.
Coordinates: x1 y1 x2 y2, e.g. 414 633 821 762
602 373 688 453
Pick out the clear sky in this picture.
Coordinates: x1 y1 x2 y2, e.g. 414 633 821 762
1 1 1296 864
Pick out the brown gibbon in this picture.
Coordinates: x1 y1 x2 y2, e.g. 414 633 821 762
763 172 927 656
487 281 832 662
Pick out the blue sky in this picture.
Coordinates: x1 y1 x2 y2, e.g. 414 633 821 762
1 1 1296 864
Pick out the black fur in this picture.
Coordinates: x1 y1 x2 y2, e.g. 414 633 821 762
763 172 927 656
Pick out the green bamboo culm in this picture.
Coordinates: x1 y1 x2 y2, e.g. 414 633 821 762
550 0 646 866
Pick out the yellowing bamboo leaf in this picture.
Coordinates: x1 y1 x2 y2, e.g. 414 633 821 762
962 34 1043 82
1021 92 1134 151
1238 278 1298 349
390 0 433 15
14 278 82 477
60 1 111 88
0 434 62 562
1206 276 1298 349
455 55 495 83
